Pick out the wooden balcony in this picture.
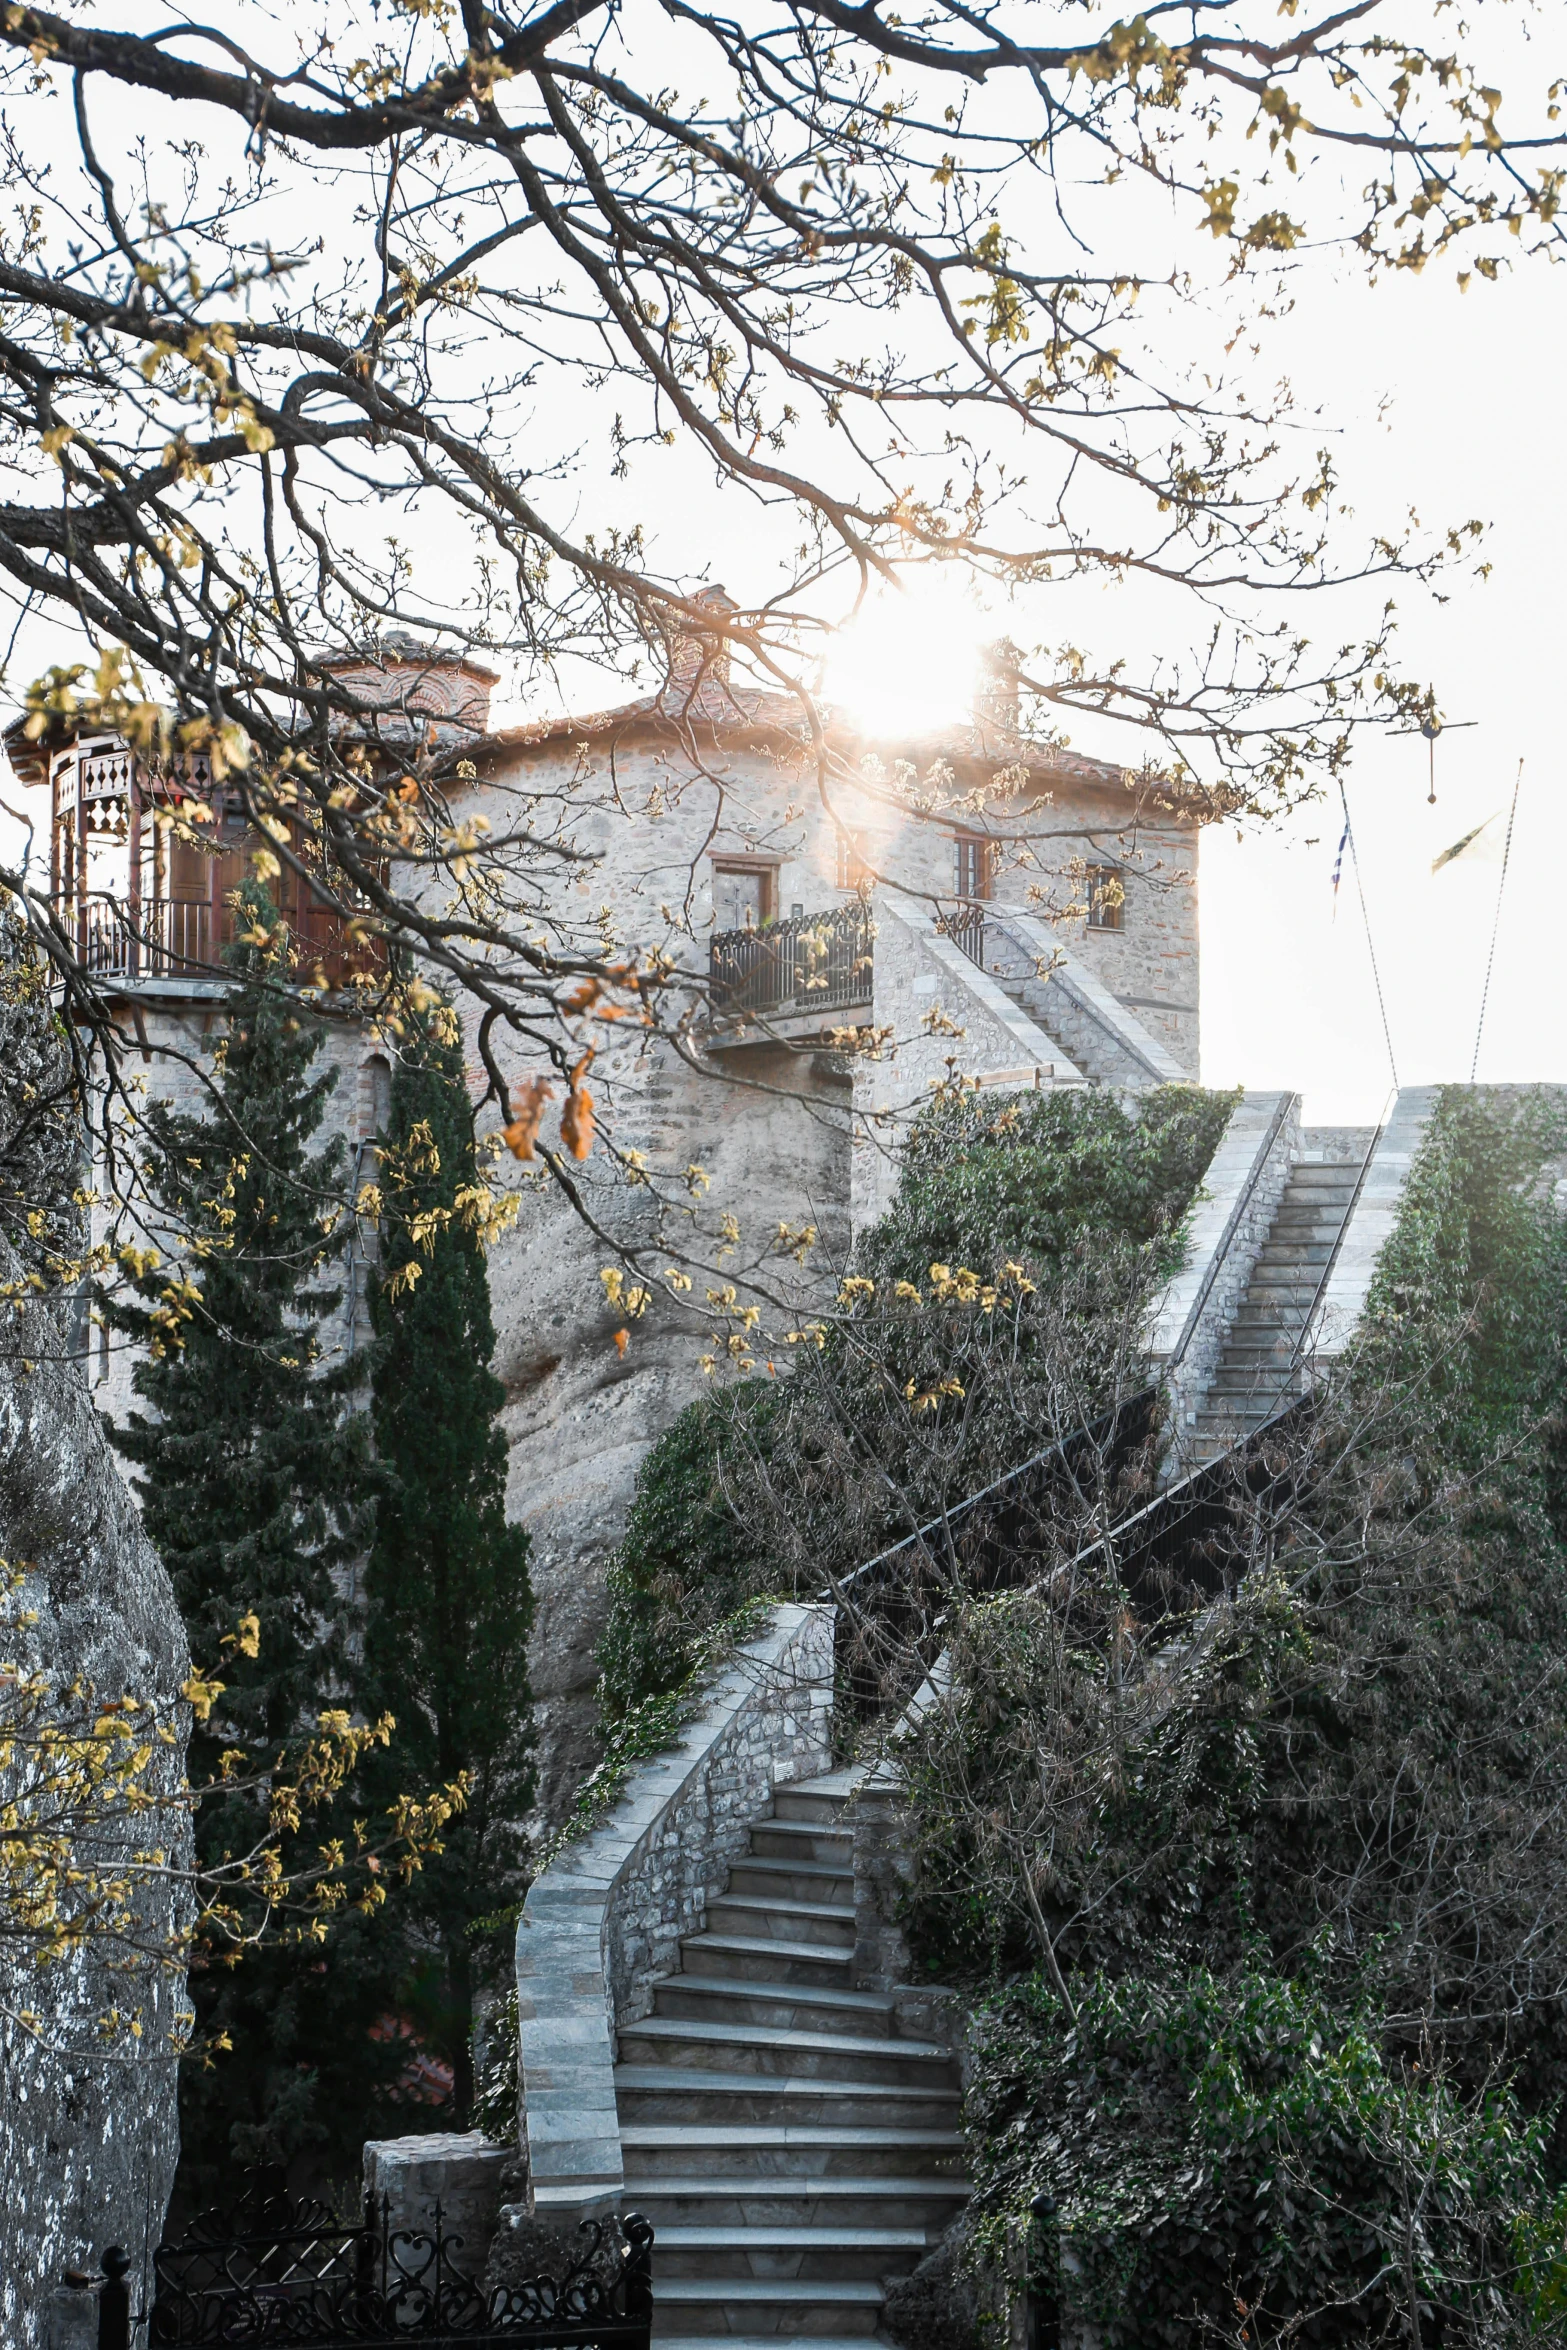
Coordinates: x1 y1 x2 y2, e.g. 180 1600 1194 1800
76 893 384 991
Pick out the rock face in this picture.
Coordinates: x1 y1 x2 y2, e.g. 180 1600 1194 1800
0 1235 191 2343
487 1044 852 1826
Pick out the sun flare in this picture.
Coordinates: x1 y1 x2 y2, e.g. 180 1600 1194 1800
822 580 988 737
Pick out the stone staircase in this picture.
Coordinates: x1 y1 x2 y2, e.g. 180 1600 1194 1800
975 917 1186 1090
1186 1147 1371 1463
613 1771 968 2347
986 965 1153 1088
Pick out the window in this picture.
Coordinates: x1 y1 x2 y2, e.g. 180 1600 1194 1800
836 832 875 893
1084 865 1125 931
953 832 992 903
363 1053 393 1139
712 861 775 932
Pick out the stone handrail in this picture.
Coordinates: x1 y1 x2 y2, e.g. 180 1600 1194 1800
514 1603 836 2217
1312 1087 1440 1357
981 906 1188 1088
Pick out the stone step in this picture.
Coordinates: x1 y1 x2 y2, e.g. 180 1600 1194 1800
650 2278 884 2335
627 2178 969 2229
682 1933 856 1987
747 1820 855 1866
621 2122 964 2181
706 1894 858 1947
1196 1397 1288 1428
1252 1240 1338 1268
654 1975 894 2037
617 2016 952 2087
773 1774 860 1826
615 2069 959 2132
727 1857 857 1905
654 2226 930 2281
1208 1368 1297 1397
1241 1281 1321 1309
1191 1417 1286 1449
652 2337 879 2350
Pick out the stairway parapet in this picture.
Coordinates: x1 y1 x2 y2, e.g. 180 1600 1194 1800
515 1604 835 2221
1313 1088 1441 1358
981 905 1189 1088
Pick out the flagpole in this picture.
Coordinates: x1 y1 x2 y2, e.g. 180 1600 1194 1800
1471 759 1524 1084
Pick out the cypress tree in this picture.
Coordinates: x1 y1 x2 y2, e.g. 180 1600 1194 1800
106 885 386 2190
363 1000 534 2126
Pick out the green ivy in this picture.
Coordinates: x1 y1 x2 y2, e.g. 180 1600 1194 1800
596 1389 782 1722
863 1082 1238 1291
1355 1084 1567 1471
966 1961 1560 2348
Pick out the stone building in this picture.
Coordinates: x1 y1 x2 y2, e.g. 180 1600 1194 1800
4 603 1205 1813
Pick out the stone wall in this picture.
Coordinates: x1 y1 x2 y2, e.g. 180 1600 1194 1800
362 2131 513 2284
1314 1086 1441 1358
514 1604 835 2217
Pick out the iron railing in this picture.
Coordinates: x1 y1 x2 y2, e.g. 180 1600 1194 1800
1165 1093 1299 1376
825 1385 1161 1718
709 902 873 1023
150 2174 654 2349
935 901 989 970
1065 1394 1315 1621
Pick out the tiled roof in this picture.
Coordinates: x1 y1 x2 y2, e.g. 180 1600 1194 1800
466 681 1134 794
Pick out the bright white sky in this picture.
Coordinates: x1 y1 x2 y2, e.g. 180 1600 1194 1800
2 26 1559 1127
753 258 1567 1125
1191 263 1567 1124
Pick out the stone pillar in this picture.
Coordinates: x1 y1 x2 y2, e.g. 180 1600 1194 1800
362 2131 512 2285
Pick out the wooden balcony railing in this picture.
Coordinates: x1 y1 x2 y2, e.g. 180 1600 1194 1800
76 895 384 988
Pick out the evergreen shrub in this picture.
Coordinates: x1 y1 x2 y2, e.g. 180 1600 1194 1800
967 1963 1562 2349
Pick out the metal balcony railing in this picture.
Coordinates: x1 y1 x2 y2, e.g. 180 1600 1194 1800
709 901 874 1023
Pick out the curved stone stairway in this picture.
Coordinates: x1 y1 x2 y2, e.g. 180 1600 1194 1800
613 1772 968 2346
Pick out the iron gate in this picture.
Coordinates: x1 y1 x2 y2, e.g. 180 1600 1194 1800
150 2173 654 2348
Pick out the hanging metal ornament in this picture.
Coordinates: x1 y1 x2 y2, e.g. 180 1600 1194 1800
1400 714 1476 804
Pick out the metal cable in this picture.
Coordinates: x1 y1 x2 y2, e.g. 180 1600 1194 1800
1337 781 1399 1090
1471 758 1524 1084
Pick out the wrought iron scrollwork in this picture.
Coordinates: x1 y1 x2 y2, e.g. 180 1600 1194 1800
151 2169 655 2349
